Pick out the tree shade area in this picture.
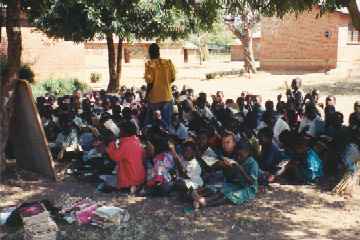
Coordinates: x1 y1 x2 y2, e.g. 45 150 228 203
2 1 360 239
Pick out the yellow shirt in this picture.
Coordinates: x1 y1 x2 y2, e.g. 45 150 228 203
144 59 175 103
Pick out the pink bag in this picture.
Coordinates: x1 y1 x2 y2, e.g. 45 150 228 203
75 204 97 225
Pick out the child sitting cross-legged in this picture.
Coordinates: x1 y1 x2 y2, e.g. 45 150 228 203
106 121 145 194
193 142 259 209
146 138 176 196
169 140 204 201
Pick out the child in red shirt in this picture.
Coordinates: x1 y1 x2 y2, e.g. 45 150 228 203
107 121 145 193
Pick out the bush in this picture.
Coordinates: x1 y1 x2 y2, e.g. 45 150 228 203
0 55 35 83
31 78 91 98
18 64 35 83
90 72 102 83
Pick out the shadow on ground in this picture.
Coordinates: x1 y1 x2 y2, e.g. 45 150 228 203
303 80 360 96
1 174 359 240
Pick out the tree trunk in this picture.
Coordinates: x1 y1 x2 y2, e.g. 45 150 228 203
349 0 360 30
241 27 256 74
115 38 123 90
0 0 22 179
106 34 122 93
124 45 130 63
226 21 257 75
106 32 117 92
0 7 3 42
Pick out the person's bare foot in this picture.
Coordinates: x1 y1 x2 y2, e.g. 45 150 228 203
130 186 137 195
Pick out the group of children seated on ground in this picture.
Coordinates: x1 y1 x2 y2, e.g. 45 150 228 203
30 77 360 209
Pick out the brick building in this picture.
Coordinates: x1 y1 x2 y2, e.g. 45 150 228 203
260 7 360 71
0 27 198 82
0 9 198 82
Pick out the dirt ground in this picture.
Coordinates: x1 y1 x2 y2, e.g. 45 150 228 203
96 58 360 122
1 171 360 240
2 59 360 240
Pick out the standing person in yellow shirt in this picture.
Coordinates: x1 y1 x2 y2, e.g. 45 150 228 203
144 43 176 129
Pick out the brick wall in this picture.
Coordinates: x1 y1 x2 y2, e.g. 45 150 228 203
260 7 349 71
230 38 261 61
1 27 87 80
83 42 199 83
1 26 198 82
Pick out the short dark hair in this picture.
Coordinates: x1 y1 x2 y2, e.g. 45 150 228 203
121 121 137 136
149 43 160 59
222 130 236 141
237 141 251 152
258 127 274 139
183 140 197 152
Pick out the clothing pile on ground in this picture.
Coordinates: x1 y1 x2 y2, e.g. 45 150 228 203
0 196 130 239
6 75 360 209
21 203 59 240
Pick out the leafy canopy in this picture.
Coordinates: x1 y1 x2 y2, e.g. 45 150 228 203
25 0 221 42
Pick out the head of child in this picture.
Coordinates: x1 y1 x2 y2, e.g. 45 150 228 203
326 95 336 107
182 141 197 161
181 99 193 113
196 93 207 108
332 111 344 128
187 89 195 98
304 103 317 120
145 141 155 159
291 77 302 91
265 100 274 112
235 142 251 163
236 96 245 108
198 129 209 150
262 111 276 128
216 91 224 103
120 121 137 138
222 131 236 155
154 110 162 120
112 104 122 117
252 95 262 107
124 91 134 103
171 114 180 127
311 89 320 103
82 99 92 112
122 107 132 120
102 98 112 111
258 127 273 146
354 101 360 113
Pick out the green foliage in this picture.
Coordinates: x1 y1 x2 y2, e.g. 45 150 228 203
18 64 35 83
31 78 91 98
0 55 35 83
207 21 235 46
90 72 101 83
25 0 220 42
222 0 347 18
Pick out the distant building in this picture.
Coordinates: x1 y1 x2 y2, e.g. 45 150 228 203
230 6 360 72
0 9 198 82
260 6 360 71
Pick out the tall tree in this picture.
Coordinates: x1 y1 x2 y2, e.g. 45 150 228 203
26 0 220 92
224 2 260 74
0 0 22 178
